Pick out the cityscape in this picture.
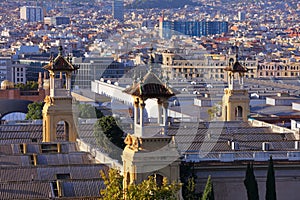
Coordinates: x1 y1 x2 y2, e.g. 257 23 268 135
0 0 300 199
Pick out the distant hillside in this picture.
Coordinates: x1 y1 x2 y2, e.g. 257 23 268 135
126 0 202 9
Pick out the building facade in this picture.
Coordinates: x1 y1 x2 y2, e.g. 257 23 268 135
160 20 228 38
112 0 124 22
44 16 70 26
0 57 12 83
20 6 44 22
160 49 257 81
258 61 300 78
72 57 128 89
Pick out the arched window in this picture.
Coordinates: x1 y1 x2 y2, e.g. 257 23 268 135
56 121 69 141
235 106 243 120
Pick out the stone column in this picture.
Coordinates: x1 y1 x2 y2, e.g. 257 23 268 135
162 101 169 134
134 99 139 125
49 71 55 97
66 72 72 96
157 100 163 125
139 100 145 137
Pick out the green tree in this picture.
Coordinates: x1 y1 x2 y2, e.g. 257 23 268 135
185 176 196 200
100 168 123 200
207 102 222 120
244 163 259 200
25 102 43 120
180 163 199 200
266 156 276 200
201 175 214 200
94 116 125 153
78 104 103 118
15 81 38 91
100 168 181 200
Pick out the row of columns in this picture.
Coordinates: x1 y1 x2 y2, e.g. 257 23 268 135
133 97 169 137
227 72 245 90
49 71 72 97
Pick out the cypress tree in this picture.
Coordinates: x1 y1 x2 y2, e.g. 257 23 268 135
266 156 276 200
244 163 259 200
201 175 214 200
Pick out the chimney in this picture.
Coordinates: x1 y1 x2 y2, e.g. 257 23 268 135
57 143 61 153
32 153 38 166
262 142 270 151
56 180 63 197
231 141 239 150
22 143 27 154
295 141 300 150
204 93 210 98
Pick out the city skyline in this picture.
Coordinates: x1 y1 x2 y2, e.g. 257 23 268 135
0 0 300 199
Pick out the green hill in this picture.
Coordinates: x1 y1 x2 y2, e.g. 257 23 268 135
126 0 202 9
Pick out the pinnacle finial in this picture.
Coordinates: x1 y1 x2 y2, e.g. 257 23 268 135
58 45 63 56
148 45 154 72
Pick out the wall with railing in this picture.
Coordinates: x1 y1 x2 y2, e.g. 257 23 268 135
76 138 123 172
249 118 299 139
184 151 300 163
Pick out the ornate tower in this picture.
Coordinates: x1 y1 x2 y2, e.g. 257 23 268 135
222 46 250 122
42 47 79 142
122 69 180 192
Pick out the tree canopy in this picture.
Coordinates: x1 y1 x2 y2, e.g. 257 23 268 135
201 175 214 200
100 168 181 200
94 116 125 157
266 156 276 200
180 163 199 199
77 104 103 119
244 163 259 200
15 81 38 91
25 102 43 120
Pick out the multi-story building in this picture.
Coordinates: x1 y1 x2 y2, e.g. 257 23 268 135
11 64 26 84
160 20 228 38
258 61 300 78
17 57 48 82
160 48 257 81
112 0 124 22
72 57 128 89
20 6 44 22
238 11 246 21
0 57 12 82
44 16 70 26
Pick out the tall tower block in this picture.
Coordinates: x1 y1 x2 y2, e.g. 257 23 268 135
122 67 180 194
222 46 250 122
42 47 79 142
112 0 124 22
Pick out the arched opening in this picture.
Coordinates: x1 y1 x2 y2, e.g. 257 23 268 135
126 172 130 187
235 106 243 120
150 173 164 187
56 121 70 141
